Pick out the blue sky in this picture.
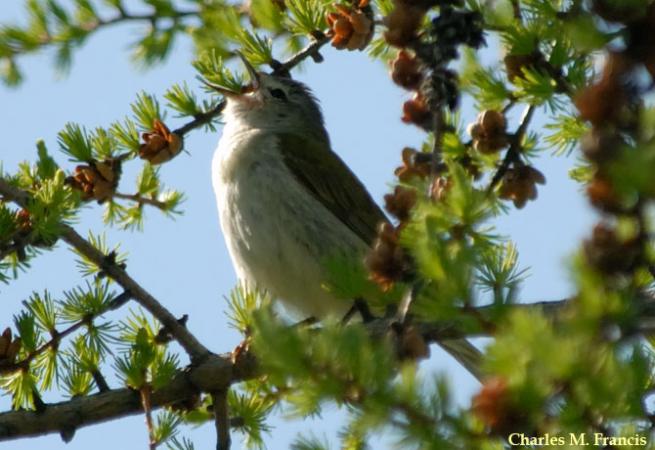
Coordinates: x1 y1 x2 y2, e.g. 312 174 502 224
0 2 596 449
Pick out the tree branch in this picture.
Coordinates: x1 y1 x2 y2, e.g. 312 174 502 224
0 291 132 375
0 178 211 363
97 10 199 28
59 225 211 362
0 352 257 442
113 192 169 210
3 294 653 442
271 32 331 76
212 390 231 450
4 8 199 60
487 104 536 192
173 100 227 137
430 104 445 175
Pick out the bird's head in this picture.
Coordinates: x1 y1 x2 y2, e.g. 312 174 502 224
207 54 328 141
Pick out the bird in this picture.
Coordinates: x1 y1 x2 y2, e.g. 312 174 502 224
210 54 482 380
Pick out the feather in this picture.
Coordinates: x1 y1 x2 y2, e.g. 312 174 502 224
278 132 387 246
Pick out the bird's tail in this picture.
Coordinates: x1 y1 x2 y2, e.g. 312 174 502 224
438 338 484 382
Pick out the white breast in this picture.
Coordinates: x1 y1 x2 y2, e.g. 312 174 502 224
212 126 367 319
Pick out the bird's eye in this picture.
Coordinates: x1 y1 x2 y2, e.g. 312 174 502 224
269 88 287 100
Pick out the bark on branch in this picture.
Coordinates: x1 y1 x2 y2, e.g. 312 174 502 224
0 352 257 442
4 294 655 442
0 298 577 442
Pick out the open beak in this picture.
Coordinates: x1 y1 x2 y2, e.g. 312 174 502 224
236 51 260 90
200 52 261 99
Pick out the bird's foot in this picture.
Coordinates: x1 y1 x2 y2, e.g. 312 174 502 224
292 316 318 328
341 298 375 325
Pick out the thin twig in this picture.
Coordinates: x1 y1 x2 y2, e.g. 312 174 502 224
502 97 518 114
393 399 437 429
140 387 156 450
98 10 198 27
212 390 231 450
272 33 331 76
430 109 445 176
0 291 648 441
173 100 227 136
510 0 522 21
0 291 132 375
6 9 199 59
91 369 110 393
113 193 168 210
486 104 536 192
541 59 575 96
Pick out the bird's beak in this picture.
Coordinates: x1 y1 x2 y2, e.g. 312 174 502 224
200 52 261 103
200 79 236 98
236 51 260 91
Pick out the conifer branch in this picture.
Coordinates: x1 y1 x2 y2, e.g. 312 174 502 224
113 193 169 210
0 291 132 375
1 294 652 442
172 101 227 136
3 7 199 60
272 32 331 76
487 104 536 192
0 178 211 363
0 351 257 442
59 225 211 362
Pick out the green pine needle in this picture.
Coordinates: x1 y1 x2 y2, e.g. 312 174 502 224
545 114 588 156
72 232 127 278
165 83 201 117
286 0 328 35
225 285 271 333
194 50 245 95
58 123 93 162
132 92 163 131
110 119 141 154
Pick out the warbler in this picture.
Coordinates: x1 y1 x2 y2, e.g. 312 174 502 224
211 55 481 379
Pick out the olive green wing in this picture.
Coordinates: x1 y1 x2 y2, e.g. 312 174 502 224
278 133 388 246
